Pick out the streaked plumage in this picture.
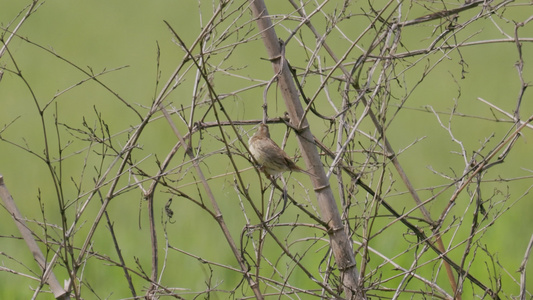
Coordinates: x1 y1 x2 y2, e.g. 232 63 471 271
248 124 312 177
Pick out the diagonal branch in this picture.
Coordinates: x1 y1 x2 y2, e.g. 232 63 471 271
0 175 70 300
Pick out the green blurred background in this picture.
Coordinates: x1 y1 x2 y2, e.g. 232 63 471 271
1 0 532 299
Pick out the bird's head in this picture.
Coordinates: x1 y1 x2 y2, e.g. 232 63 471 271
256 123 270 138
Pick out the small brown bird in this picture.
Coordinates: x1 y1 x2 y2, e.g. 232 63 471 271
248 123 314 178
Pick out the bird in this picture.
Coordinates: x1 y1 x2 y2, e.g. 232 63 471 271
248 123 315 178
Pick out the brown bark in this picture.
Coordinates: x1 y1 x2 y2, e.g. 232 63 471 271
248 1 366 299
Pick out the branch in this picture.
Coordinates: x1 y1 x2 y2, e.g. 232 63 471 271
0 175 70 300
248 1 365 299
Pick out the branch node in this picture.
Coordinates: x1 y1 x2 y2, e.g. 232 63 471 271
313 183 330 192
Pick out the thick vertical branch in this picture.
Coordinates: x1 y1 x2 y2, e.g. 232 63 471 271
248 1 365 299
